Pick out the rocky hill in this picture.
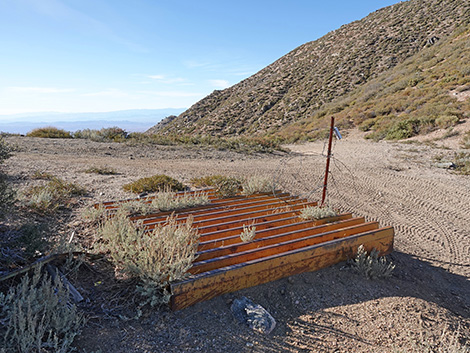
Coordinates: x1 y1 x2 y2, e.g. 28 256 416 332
148 0 470 139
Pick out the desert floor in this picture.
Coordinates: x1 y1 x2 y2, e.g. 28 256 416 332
2 129 470 352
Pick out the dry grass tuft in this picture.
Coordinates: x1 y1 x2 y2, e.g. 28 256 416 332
299 206 337 220
242 175 274 195
240 222 256 242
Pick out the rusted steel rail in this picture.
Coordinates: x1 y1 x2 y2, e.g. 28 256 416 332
98 190 394 311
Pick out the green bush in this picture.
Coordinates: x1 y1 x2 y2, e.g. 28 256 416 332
0 267 84 353
385 117 436 140
358 118 377 132
349 245 395 279
26 127 72 139
436 114 460 129
123 174 184 193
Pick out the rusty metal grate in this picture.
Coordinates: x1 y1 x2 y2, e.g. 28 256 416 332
100 190 394 311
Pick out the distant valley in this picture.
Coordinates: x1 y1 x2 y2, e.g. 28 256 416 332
0 109 184 135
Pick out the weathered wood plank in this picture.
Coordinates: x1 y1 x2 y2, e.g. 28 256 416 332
135 193 293 224
143 201 317 231
195 205 315 234
197 216 364 254
191 222 379 273
170 227 394 310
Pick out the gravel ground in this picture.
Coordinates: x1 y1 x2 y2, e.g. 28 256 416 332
2 132 469 352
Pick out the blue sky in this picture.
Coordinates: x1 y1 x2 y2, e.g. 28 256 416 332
0 0 400 116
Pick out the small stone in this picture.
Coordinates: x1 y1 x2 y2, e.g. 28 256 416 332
295 300 300 305
246 342 254 347
287 276 295 284
231 296 276 334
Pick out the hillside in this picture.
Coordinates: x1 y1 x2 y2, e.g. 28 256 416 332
279 24 470 141
148 0 470 138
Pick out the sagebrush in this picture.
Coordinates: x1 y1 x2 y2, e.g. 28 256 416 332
0 267 84 353
96 212 199 306
21 177 86 213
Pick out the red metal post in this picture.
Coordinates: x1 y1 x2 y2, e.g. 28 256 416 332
321 117 335 207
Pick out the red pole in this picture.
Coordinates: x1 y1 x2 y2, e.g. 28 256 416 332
321 117 335 207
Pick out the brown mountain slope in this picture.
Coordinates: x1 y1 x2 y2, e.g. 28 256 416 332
278 23 470 142
148 0 470 137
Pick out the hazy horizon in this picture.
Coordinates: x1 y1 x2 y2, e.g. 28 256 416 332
0 108 185 134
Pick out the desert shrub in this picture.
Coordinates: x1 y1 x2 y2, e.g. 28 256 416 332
118 190 209 215
26 127 72 139
453 152 470 175
358 118 378 132
83 192 209 224
461 131 470 149
84 166 118 175
385 117 436 140
0 174 15 219
299 206 337 220
213 177 242 197
15 223 49 259
349 244 395 279
0 137 11 163
190 175 227 188
436 114 460 129
0 137 15 218
123 174 184 194
97 212 199 306
190 175 242 197
149 190 209 212
242 175 274 195
73 127 128 142
0 267 84 353
126 133 286 154
21 177 86 213
240 223 256 242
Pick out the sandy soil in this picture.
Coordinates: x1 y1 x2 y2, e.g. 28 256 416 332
2 131 469 352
